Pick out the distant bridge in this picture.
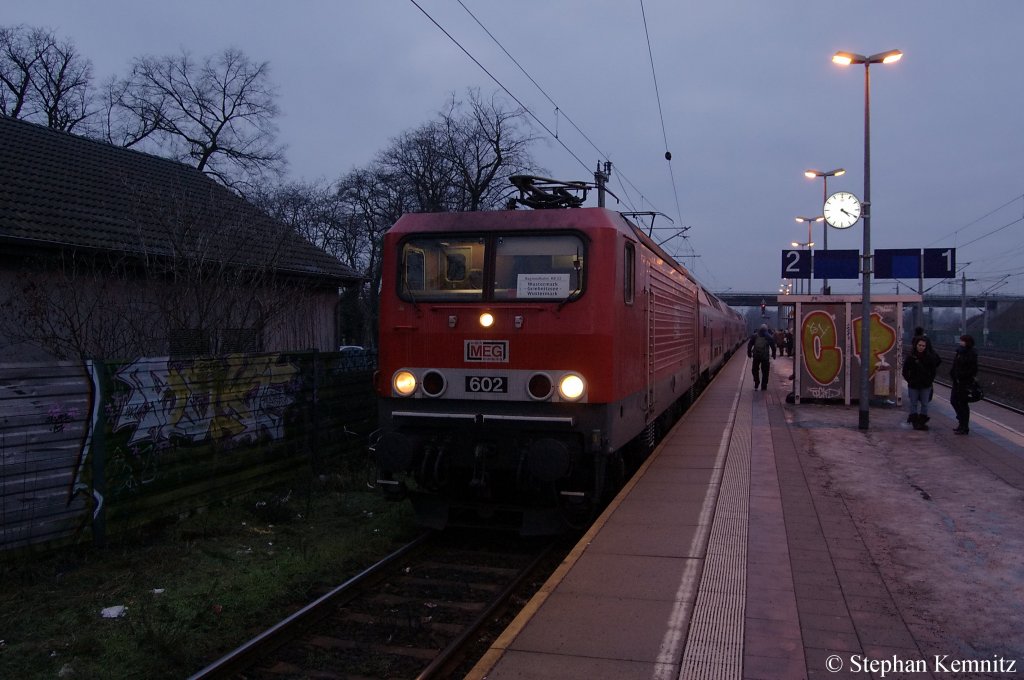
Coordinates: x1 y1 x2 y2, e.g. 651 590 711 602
717 292 1023 309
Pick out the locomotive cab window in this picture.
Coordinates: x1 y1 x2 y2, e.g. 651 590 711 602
400 237 486 300
493 234 585 301
398 232 586 303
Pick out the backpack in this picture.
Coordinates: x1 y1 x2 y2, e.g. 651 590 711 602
752 334 768 359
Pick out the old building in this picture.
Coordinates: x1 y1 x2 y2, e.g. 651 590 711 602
0 115 361 361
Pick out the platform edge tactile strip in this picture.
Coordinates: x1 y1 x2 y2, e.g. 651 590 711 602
677 385 751 680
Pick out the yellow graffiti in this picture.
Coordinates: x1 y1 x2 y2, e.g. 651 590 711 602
114 354 299 445
852 313 897 377
801 310 842 386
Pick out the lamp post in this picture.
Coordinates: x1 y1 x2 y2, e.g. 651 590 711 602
832 48 902 430
804 168 845 293
790 239 815 295
795 216 824 294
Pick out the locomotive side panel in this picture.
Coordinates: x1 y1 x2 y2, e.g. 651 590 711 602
646 255 699 410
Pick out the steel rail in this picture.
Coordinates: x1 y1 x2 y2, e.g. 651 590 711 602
415 538 559 679
187 531 433 680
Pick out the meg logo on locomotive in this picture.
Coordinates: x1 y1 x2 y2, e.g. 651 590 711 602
464 339 509 363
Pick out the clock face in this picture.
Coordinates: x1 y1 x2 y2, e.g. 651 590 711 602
823 191 861 229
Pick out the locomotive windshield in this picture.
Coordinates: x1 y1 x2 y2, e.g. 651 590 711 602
399 233 585 302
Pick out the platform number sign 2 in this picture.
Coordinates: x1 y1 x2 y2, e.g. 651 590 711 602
782 250 811 280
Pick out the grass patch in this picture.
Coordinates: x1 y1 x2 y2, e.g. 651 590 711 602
0 477 418 679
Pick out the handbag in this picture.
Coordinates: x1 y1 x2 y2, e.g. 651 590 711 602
966 380 984 403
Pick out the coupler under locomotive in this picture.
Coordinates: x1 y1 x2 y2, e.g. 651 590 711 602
371 422 618 535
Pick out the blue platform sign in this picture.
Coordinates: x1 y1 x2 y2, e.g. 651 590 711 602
875 248 921 279
782 250 811 279
813 249 860 279
923 248 956 278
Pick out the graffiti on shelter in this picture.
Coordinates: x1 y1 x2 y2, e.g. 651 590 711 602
852 312 897 378
112 354 300 447
801 310 843 386
801 310 897 385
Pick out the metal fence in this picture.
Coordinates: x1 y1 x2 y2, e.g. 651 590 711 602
0 350 377 555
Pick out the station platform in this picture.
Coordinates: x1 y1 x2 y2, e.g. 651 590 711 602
467 351 1024 679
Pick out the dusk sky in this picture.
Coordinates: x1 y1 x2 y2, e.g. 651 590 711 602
6 1 1023 297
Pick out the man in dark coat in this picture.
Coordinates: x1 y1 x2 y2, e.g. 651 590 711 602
747 324 777 391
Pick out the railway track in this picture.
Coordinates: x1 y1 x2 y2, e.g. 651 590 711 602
904 344 1024 412
925 346 1024 381
189 529 568 679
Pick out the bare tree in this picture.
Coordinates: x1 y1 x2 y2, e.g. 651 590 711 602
254 180 347 256
377 122 459 212
440 88 538 211
114 48 285 192
0 25 93 131
97 73 164 148
373 89 538 214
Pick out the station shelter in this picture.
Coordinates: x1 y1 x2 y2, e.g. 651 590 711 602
777 294 922 405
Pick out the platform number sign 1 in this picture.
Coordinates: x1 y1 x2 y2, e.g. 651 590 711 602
923 248 956 279
782 250 811 280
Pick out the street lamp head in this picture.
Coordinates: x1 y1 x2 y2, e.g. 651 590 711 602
874 49 903 64
805 167 845 179
832 51 862 65
795 216 825 223
833 49 902 66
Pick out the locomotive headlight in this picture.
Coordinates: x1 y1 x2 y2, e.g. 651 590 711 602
392 370 417 397
479 312 495 328
558 373 586 401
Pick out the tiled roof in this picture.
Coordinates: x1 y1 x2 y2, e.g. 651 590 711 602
0 115 360 283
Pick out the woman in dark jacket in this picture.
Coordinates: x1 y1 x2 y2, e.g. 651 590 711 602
949 334 979 434
902 336 941 430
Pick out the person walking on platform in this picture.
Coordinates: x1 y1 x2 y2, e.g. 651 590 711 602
902 336 941 430
747 324 776 391
950 334 978 434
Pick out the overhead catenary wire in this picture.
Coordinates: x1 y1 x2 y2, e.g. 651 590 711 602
922 192 1024 294
926 192 1024 247
407 0 591 176
411 1 723 286
421 0 679 216
451 0 657 214
638 0 685 230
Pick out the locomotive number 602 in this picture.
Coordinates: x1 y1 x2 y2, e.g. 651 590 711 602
466 376 507 393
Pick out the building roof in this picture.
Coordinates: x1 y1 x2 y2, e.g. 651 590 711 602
0 115 360 284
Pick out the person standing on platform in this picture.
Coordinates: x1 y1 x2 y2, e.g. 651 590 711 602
747 324 777 391
902 336 941 430
950 334 978 435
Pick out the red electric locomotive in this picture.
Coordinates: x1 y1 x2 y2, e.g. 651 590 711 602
372 178 744 533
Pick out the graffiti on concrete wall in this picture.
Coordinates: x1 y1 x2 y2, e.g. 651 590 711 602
112 354 300 448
